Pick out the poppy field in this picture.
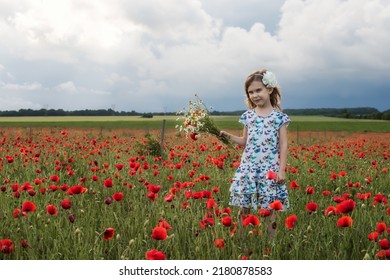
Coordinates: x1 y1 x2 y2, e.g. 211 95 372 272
0 126 389 260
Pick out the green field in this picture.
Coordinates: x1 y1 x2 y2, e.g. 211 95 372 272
0 115 389 132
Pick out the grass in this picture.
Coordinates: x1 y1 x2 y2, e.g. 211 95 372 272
0 115 388 132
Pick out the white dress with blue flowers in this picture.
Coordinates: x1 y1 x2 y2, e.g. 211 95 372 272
229 109 290 210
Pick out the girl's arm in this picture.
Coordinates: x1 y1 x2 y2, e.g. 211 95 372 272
277 123 288 183
220 127 247 147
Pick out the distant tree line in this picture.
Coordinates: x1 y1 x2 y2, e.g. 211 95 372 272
0 108 140 117
282 107 390 120
0 107 389 120
212 107 390 120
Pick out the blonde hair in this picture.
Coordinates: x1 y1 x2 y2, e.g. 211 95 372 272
244 69 283 111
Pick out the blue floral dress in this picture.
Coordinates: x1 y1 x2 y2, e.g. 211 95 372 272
229 109 290 210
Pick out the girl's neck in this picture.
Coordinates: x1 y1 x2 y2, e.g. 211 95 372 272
254 105 274 117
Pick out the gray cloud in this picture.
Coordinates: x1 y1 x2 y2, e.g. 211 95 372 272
0 0 389 113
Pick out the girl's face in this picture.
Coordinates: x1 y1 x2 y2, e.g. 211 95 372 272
247 80 273 108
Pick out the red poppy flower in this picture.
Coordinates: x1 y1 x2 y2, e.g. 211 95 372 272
376 222 387 234
88 175 98 183
145 249 166 260
112 192 124 201
306 187 315 195
202 190 212 198
284 215 298 230
103 178 113 188
266 170 277 180
289 180 300 189
242 215 260 227
200 218 215 229
306 202 318 213
336 199 356 214
50 175 60 182
379 238 390 250
151 226 167 240
230 222 237 236
192 192 203 199
258 209 271 217
339 170 346 177
189 132 198 141
336 216 353 227
357 192 371 200
22 201 37 212
148 185 161 193
146 192 158 202
221 216 232 227
0 239 14 254
34 178 42 185
181 202 190 209
214 238 225 249
324 206 339 216
184 190 192 199
333 197 344 205
164 194 174 202
67 185 87 195
13 208 23 218
6 155 14 163
376 249 390 259
269 200 283 211
61 199 71 209
158 218 172 230
48 185 59 192
115 164 124 171
206 198 217 209
365 177 372 184
374 194 388 205
322 190 331 196
21 240 30 248
103 228 115 240
367 231 379 242
46 204 58 216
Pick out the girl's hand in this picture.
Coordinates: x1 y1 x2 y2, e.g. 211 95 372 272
219 130 228 137
277 170 286 185
219 130 230 140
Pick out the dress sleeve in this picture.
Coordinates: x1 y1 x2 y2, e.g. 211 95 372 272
275 112 291 130
238 111 248 126
280 113 291 128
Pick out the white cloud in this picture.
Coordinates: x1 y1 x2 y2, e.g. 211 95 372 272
0 81 41 91
55 81 78 93
0 96 41 111
277 0 390 78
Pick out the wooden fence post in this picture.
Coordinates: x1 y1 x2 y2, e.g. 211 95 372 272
160 119 166 157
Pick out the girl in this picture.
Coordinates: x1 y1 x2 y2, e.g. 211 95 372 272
220 69 290 239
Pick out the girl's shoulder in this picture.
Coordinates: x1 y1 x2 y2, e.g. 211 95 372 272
239 110 256 124
240 109 255 118
272 110 291 126
273 109 289 118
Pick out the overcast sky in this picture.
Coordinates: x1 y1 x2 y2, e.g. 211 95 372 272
0 0 389 113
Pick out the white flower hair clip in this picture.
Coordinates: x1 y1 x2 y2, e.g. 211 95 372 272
261 71 278 88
